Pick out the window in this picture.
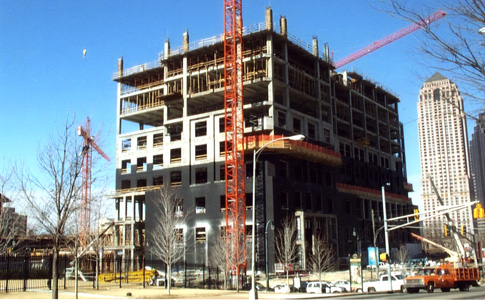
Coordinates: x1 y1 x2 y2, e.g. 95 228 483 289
195 197 206 214
323 128 330 143
175 199 183 217
121 180 130 190
137 179 146 188
122 139 131 152
196 227 206 243
153 175 163 186
219 141 225 157
278 111 286 127
121 160 131 174
170 148 182 163
305 193 312 211
171 171 182 186
220 195 226 211
153 133 163 147
246 162 253 177
195 167 208 184
293 118 301 133
219 165 225 181
175 228 184 242
195 144 207 160
153 154 163 170
219 118 225 133
294 191 302 209
280 192 288 210
314 194 322 211
308 123 316 139
137 136 147 150
195 121 207 137
246 193 253 209
137 157 147 172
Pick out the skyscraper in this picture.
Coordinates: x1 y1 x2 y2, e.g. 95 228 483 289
418 72 473 239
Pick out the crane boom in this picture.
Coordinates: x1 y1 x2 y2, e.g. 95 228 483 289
333 10 446 69
411 232 460 262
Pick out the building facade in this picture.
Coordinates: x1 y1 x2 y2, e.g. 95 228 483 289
112 8 416 272
417 72 474 240
469 112 485 236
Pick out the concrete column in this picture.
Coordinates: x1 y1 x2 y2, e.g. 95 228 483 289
312 36 318 57
265 7 273 31
183 31 189 53
164 39 171 59
280 16 287 37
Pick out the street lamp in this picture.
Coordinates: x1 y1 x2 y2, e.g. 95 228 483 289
381 184 392 293
265 220 274 291
249 134 305 300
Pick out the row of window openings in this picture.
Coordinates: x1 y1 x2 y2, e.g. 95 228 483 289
122 134 164 152
340 143 390 168
121 162 330 189
277 111 330 142
122 142 238 173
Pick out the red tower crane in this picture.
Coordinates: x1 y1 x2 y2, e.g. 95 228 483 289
333 10 446 69
223 0 246 274
77 117 110 247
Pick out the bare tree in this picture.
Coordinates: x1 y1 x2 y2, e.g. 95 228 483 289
307 234 337 282
209 232 229 290
379 0 485 106
16 117 85 299
149 185 191 295
0 162 23 255
393 245 409 265
275 216 298 286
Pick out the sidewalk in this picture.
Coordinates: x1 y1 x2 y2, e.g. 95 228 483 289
2 287 352 299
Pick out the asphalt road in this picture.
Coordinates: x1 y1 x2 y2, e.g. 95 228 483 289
305 285 485 299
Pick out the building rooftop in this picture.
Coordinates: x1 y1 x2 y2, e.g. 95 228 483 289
426 71 448 83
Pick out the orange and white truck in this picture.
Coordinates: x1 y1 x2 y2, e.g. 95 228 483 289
403 264 479 293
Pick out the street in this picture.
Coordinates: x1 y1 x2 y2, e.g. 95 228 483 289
278 285 485 299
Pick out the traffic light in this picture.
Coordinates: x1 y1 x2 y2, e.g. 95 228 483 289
444 225 449 236
414 208 419 220
461 225 466 235
474 203 485 219
380 253 389 262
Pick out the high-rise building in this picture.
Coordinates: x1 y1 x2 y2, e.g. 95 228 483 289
417 72 474 240
469 112 485 234
111 8 416 273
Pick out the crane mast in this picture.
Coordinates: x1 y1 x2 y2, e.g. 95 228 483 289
333 10 446 69
77 117 110 248
223 0 246 274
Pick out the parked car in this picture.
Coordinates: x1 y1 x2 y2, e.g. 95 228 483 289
273 284 294 293
331 279 351 292
306 281 344 293
242 282 272 291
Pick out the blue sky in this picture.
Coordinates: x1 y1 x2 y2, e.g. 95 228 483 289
1 0 474 212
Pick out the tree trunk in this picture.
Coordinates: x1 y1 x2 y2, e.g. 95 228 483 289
75 258 79 299
52 249 59 299
166 264 171 295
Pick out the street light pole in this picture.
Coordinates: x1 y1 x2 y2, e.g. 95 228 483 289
265 220 274 291
249 134 305 300
381 185 392 293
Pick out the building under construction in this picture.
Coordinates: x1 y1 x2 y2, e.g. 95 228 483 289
111 8 417 273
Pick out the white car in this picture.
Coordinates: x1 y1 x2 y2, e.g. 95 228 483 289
306 281 344 293
273 284 291 293
331 279 351 292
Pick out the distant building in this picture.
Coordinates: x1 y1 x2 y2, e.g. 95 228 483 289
469 111 485 235
417 72 474 240
111 7 417 272
0 193 28 243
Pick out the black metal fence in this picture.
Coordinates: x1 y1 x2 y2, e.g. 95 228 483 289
0 255 243 293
